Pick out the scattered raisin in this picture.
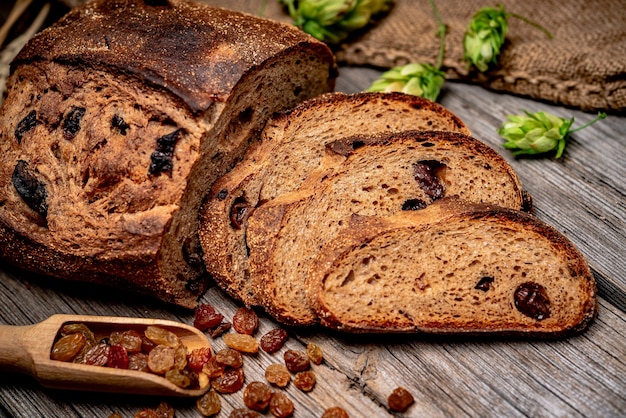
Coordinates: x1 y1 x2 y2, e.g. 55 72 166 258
145 326 181 348
134 409 158 418
412 160 445 200
155 402 175 418
514 282 551 320
51 333 85 361
229 409 260 418
196 390 221 416
223 333 259 353
306 342 323 365
147 345 175 374
149 129 181 176
62 106 86 139
293 371 316 392
12 160 48 219
15 110 38 143
233 307 259 335
216 189 228 200
475 276 494 292
216 348 243 369
260 329 288 353
269 391 294 418
111 115 130 135
82 343 111 367
402 198 427 211
211 367 245 394
388 387 414 412
283 350 310 373
321 406 350 418
194 304 224 331
265 364 291 388
243 381 272 412
210 322 232 339
188 346 214 373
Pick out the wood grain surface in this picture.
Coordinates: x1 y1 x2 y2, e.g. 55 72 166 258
0 67 624 417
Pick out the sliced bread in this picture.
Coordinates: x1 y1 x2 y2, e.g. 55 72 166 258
198 92 471 306
306 198 597 336
246 130 532 325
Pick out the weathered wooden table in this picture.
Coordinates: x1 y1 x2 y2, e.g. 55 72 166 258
0 64 624 417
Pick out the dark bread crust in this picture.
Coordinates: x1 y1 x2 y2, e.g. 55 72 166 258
307 199 597 336
13 0 335 113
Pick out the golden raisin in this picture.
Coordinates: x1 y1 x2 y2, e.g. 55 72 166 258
223 333 259 353
306 342 323 365
388 386 414 412
110 330 143 353
196 390 221 416
265 364 291 388
145 326 181 348
51 333 86 362
293 371 316 392
147 345 175 374
155 402 175 418
229 409 260 418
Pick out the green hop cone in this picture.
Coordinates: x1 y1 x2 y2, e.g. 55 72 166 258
498 110 607 158
463 5 552 72
366 63 445 102
280 0 392 44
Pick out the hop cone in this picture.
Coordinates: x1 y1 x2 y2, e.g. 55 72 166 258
281 0 392 44
499 111 575 158
463 5 509 72
367 63 445 101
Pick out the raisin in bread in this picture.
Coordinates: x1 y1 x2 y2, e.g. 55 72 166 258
0 0 336 308
307 198 597 335
198 92 471 306
246 131 532 325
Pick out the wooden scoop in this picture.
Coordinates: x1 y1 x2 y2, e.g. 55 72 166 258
0 314 212 397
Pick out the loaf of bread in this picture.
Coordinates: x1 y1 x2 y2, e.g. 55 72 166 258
0 0 336 307
198 91 472 307
247 131 532 325
307 198 597 336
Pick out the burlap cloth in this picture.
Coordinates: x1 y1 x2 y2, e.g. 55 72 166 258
197 0 625 113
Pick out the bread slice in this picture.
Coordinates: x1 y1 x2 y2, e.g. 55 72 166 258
0 0 336 307
307 198 597 336
199 92 471 306
247 130 532 325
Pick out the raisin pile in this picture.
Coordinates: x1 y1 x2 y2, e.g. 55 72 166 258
50 323 213 391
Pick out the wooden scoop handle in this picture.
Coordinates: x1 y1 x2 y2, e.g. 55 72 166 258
0 322 40 375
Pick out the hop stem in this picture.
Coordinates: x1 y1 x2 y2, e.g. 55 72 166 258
428 0 447 70
569 112 607 134
508 12 553 39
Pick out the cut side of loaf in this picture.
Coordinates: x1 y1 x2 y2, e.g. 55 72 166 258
307 199 597 336
199 92 471 306
247 130 532 325
0 0 336 307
